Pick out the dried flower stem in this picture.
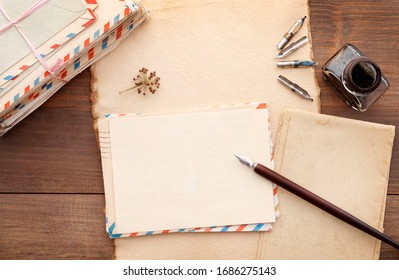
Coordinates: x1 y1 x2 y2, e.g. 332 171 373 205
119 84 141 94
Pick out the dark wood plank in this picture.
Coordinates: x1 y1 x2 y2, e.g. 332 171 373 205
0 194 113 260
309 0 399 259
309 0 399 195
0 70 104 194
381 196 399 259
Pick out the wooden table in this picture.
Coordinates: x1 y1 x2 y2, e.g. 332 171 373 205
0 1 398 259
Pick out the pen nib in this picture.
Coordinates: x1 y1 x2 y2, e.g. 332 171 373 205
234 154 256 169
300 61 317 67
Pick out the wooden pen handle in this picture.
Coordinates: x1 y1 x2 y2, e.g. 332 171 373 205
254 163 399 250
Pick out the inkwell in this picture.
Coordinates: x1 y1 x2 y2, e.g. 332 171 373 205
322 44 389 112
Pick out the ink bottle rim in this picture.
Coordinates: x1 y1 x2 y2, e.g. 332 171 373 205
343 57 382 95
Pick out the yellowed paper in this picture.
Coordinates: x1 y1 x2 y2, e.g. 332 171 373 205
108 108 275 233
258 110 395 259
91 0 320 145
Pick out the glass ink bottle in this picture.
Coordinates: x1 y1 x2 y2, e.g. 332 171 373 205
322 44 389 112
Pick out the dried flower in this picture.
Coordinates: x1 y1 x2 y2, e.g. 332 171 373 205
119 67 160 95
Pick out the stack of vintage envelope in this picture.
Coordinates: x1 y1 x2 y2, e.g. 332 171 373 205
98 102 279 238
0 0 150 135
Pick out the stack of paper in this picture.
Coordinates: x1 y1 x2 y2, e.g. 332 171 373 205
0 0 150 135
90 0 318 256
98 102 279 238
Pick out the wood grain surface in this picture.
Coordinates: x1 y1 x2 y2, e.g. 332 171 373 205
0 71 104 194
0 0 398 259
0 194 113 260
309 0 399 195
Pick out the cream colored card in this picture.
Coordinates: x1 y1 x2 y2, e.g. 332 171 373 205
106 106 275 233
258 110 395 259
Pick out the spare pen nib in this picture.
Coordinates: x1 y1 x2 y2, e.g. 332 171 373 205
276 36 309 59
277 60 317 68
233 154 257 169
277 16 307 50
278 75 313 101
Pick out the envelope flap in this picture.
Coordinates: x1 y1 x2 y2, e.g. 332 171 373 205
50 0 91 13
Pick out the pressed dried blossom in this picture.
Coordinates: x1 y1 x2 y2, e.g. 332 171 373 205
119 67 160 95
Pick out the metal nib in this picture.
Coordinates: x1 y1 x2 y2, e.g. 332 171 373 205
277 16 307 50
278 75 313 101
276 36 309 59
276 60 317 68
233 154 257 169
299 61 317 67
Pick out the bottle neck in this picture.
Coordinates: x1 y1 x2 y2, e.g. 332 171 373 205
343 57 382 94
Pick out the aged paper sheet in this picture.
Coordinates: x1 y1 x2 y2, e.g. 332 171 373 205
91 0 320 144
258 110 394 259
